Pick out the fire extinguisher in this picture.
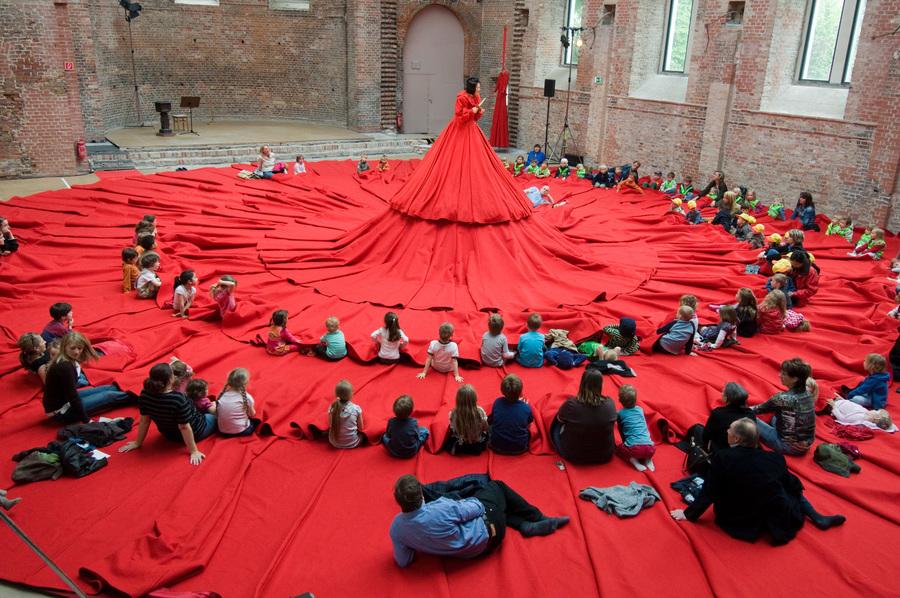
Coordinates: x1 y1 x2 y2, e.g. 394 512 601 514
396 113 402 132
75 139 86 160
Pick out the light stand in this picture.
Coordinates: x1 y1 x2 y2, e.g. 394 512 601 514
549 27 584 164
121 1 147 128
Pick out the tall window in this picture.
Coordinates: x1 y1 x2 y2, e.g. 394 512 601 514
662 0 694 73
563 0 583 65
799 0 866 84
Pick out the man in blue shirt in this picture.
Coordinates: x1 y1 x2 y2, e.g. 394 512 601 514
389 474 569 567
526 144 545 166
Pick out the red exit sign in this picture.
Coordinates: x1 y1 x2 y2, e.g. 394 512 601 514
64 62 74 70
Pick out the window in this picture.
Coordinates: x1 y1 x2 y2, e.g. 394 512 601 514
662 0 693 73
563 0 582 65
799 0 866 84
174 0 219 5
269 0 310 10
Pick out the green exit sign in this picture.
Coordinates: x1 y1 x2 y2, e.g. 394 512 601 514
594 76 603 84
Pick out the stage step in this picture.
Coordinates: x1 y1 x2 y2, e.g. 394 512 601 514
88 134 432 172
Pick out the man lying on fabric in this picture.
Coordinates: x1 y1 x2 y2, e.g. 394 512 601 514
389 474 569 567
524 186 559 208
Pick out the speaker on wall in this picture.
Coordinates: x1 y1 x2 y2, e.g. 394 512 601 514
544 79 556 98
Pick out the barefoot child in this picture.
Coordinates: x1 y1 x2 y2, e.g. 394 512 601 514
615 384 656 471
416 322 463 382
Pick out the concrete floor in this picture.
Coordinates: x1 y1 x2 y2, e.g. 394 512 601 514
105 119 370 149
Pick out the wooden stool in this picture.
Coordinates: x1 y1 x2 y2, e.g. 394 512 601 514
172 114 188 132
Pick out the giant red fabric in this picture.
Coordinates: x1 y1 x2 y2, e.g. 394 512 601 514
489 70 510 148
1 163 899 597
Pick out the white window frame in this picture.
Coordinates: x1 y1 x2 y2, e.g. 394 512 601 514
661 0 695 74
797 0 866 85
174 0 219 6
269 0 311 11
562 0 583 66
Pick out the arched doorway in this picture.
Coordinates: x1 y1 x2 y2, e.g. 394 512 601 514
402 6 464 134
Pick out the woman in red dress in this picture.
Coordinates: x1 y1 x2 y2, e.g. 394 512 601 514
388 77 534 224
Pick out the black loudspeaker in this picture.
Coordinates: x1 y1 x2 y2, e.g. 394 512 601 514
544 79 556 98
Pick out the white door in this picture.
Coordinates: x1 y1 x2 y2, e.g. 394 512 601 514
402 6 464 134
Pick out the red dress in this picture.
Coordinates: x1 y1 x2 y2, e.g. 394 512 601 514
388 90 534 224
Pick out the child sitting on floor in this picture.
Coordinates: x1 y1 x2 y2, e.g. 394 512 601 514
826 215 853 243
0 216 19 256
756 290 786 334
768 198 786 220
135 252 162 299
670 198 684 214
209 275 237 318
185 378 216 415
576 163 587 179
676 176 694 199
734 288 758 337
135 233 156 256
328 379 364 449
312 316 347 360
525 158 540 175
41 302 74 342
837 353 890 410
695 305 738 351
661 171 678 194
852 225 873 253
357 154 370 174
383 395 429 458
765 273 797 310
516 313 546 368
684 200 703 224
616 171 645 194
536 160 551 178
266 309 302 355
122 248 140 293
850 227 886 259
169 357 193 393
748 224 766 249
488 374 533 455
643 171 664 190
417 322 464 382
293 155 306 175
512 155 526 176
172 270 199 319
217 367 257 437
733 214 755 242
616 384 656 471
377 155 390 172
653 306 697 355
372 311 409 364
481 313 515 367
597 316 641 356
555 158 571 179
446 384 488 455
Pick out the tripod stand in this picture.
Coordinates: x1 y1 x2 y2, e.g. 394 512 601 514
180 96 201 136
548 27 583 164
125 9 148 128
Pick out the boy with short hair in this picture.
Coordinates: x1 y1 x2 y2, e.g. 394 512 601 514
488 374 534 455
661 172 678 194
122 248 140 293
616 384 656 471
653 306 697 356
357 155 370 174
383 395 430 458
684 200 703 225
41 303 74 343
417 322 463 381
516 313 546 368
314 316 347 360
677 176 694 198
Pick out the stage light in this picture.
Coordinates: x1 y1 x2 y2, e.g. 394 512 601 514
576 37 584 47
119 0 141 21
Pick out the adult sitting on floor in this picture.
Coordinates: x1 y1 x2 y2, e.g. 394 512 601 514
670 418 845 545
119 362 218 465
254 144 283 179
786 250 818 308
389 474 569 567
702 381 756 454
750 357 815 456
43 332 134 425
550 368 617 464
697 170 728 206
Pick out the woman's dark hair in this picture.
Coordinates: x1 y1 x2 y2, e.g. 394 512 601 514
798 191 814 207
722 381 749 407
781 357 811 392
174 270 195 288
575 368 606 406
465 77 479 95
144 363 173 394
49 302 72 320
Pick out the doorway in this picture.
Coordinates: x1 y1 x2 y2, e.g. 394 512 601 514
402 6 464 134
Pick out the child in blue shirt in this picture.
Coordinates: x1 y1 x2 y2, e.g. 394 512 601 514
516 313 546 367
313 316 347 360
488 374 533 455
383 395 430 458
615 384 656 471
839 353 890 410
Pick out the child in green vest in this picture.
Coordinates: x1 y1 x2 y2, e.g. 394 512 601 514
825 216 854 243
